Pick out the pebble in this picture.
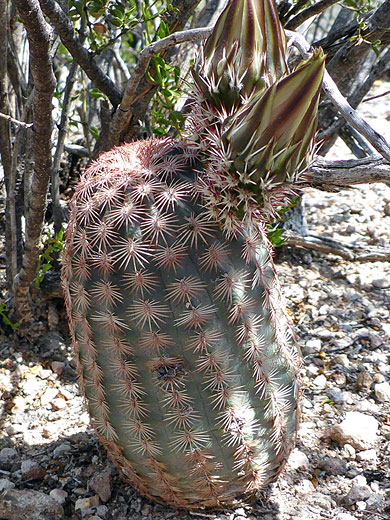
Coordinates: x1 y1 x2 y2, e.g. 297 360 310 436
0 489 64 519
319 456 347 476
0 448 18 469
374 381 390 402
344 478 371 505
89 468 113 502
329 411 379 449
41 387 59 406
356 449 377 463
51 361 65 375
313 374 327 388
21 459 38 476
336 514 358 520
75 495 100 510
53 442 72 457
340 444 356 460
366 492 384 509
288 449 309 471
356 369 373 391
372 277 390 289
302 338 322 355
50 488 68 505
0 479 15 492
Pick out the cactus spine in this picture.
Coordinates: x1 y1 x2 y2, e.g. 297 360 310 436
62 0 325 509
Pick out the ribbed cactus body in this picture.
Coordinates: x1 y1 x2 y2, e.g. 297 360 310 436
62 138 300 508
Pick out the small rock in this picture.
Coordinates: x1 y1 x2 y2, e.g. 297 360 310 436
288 449 309 471
384 202 390 216
366 493 384 509
90 468 113 502
336 514 358 520
51 397 67 410
374 381 390 402
328 388 347 404
302 338 322 355
0 448 18 469
50 489 68 505
42 423 58 438
22 466 46 481
75 495 100 510
0 479 15 492
340 444 356 460
372 277 390 289
12 395 27 412
53 442 72 457
51 361 65 375
344 482 371 505
295 479 315 494
40 387 59 406
0 489 64 519
356 449 377 463
356 370 373 392
21 460 39 476
319 456 347 476
329 411 379 449
373 373 386 383
313 374 327 388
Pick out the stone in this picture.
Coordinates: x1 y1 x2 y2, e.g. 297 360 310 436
40 387 59 406
372 277 390 289
336 513 357 520
0 489 64 519
356 449 377 463
0 479 15 492
344 482 371 505
319 456 347 476
51 397 67 410
366 493 384 509
329 412 379 449
0 447 18 469
302 338 322 355
356 370 373 391
51 361 65 375
89 468 113 502
313 374 327 389
374 381 390 402
75 495 100 510
21 459 39 476
50 489 68 505
288 448 309 471
53 442 72 457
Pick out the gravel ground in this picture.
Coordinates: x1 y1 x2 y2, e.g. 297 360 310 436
0 81 390 520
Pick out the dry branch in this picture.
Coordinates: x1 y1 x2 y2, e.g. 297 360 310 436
285 0 340 31
286 30 390 162
0 111 33 128
12 0 56 319
308 156 390 189
284 231 390 262
108 26 213 147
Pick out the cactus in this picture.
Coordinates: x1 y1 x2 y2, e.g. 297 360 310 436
62 0 325 509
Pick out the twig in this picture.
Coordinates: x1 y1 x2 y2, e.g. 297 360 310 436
0 111 33 128
108 26 213 147
363 90 390 103
284 231 390 262
286 30 390 162
51 60 78 233
308 155 390 188
38 0 122 107
285 0 340 31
